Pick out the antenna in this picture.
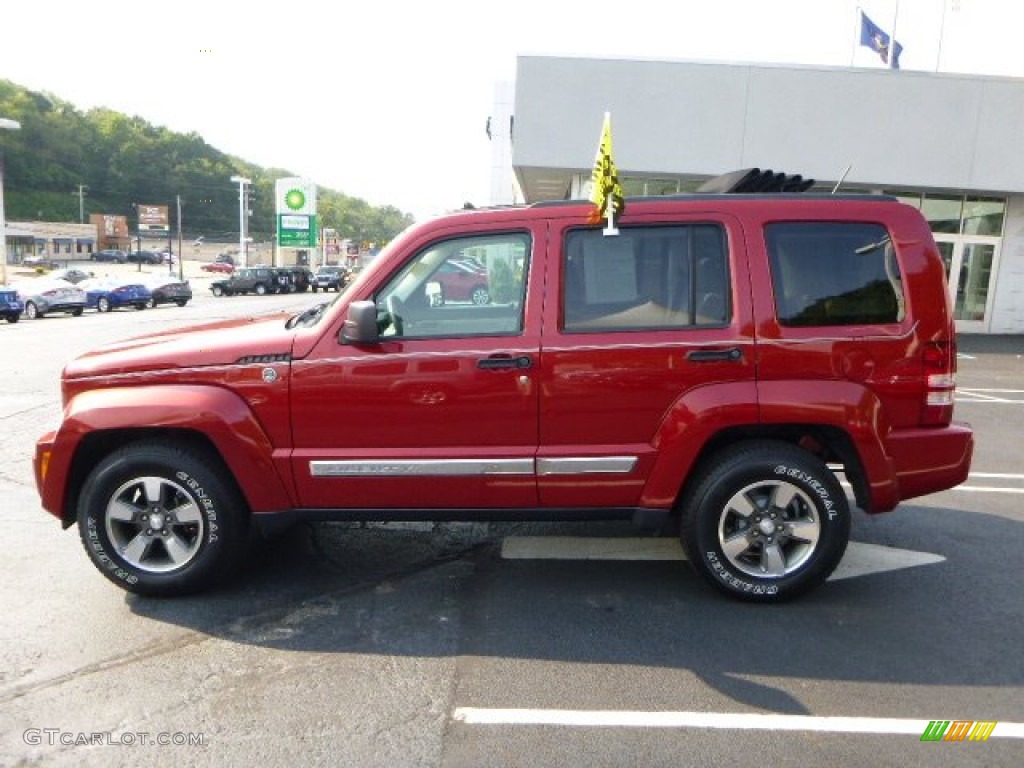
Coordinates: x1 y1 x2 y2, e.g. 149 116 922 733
832 164 852 194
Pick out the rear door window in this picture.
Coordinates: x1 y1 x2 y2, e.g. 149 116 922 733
765 222 904 327
562 225 729 331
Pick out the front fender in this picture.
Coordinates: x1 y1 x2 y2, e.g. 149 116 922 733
35 385 294 520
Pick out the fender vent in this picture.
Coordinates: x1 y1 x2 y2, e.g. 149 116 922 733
236 353 291 364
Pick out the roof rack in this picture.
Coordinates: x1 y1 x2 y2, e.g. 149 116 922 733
697 168 815 194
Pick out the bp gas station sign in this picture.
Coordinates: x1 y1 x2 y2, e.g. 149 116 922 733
275 178 317 247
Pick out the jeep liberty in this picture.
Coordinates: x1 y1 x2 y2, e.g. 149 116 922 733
34 190 973 602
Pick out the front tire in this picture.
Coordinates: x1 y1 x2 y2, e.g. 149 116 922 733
255 283 268 296
77 442 249 596
471 286 490 305
97 297 111 313
680 441 849 603
25 301 42 319
212 285 224 297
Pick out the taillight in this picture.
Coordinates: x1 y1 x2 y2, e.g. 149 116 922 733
922 340 955 425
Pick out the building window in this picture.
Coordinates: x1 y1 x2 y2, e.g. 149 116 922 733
921 195 963 234
896 192 1007 238
961 197 1005 236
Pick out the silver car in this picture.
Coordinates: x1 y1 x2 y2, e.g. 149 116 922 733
13 278 88 319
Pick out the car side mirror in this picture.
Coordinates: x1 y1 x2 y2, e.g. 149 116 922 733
342 300 380 344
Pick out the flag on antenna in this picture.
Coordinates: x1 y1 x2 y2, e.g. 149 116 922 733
590 112 625 230
859 10 903 68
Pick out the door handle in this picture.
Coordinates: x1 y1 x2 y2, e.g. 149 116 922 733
686 347 744 363
477 355 533 370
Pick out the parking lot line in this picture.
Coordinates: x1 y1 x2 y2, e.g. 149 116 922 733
500 539 945 581
452 707 1024 738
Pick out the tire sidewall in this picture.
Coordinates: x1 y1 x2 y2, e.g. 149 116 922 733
78 445 245 595
683 445 850 602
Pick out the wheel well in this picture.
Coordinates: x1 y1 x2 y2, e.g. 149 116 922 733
677 424 868 514
62 428 246 527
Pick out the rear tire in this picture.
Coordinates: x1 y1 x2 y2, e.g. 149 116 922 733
25 301 42 319
680 441 849 603
212 285 224 297
97 297 111 313
77 441 249 596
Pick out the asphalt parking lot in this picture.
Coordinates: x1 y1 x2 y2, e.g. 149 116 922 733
0 283 1021 767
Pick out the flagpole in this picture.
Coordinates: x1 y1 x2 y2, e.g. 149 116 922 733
935 0 948 72
604 195 617 237
852 5 861 66
890 1 901 70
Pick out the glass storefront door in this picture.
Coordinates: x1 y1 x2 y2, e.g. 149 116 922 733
933 236 1000 332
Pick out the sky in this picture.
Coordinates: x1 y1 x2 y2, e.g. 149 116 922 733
2 0 1023 222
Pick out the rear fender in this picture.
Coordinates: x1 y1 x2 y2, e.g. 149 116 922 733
758 380 898 512
641 382 760 507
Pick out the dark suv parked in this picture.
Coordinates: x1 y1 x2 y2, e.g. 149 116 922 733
312 265 346 292
210 268 277 296
127 250 164 265
91 249 127 264
272 267 312 293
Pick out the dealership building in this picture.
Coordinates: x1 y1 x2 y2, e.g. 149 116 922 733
501 55 1024 334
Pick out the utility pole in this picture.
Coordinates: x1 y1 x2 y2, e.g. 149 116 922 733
176 194 184 281
75 185 88 223
229 175 251 268
0 117 21 286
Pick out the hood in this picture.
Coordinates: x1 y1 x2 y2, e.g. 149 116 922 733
64 311 296 379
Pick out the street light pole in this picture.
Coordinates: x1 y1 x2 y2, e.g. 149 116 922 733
0 117 23 285
230 175 251 269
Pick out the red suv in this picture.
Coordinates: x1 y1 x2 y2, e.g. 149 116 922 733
34 191 972 602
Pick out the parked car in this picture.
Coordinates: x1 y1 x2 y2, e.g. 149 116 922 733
23 255 64 270
272 266 312 293
210 267 277 296
91 249 128 264
144 276 192 308
433 258 491 305
48 268 93 284
127 250 164 265
32 179 973 601
215 253 235 266
80 277 152 312
201 261 235 274
0 285 24 323
13 278 86 319
312 265 346 292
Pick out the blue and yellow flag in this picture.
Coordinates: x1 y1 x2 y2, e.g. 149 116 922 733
590 112 625 222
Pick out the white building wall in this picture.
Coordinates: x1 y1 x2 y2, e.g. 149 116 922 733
989 195 1024 333
489 81 518 206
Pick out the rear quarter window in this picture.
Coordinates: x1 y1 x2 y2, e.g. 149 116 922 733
765 222 904 327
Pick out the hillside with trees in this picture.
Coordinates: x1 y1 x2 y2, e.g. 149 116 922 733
0 79 413 245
